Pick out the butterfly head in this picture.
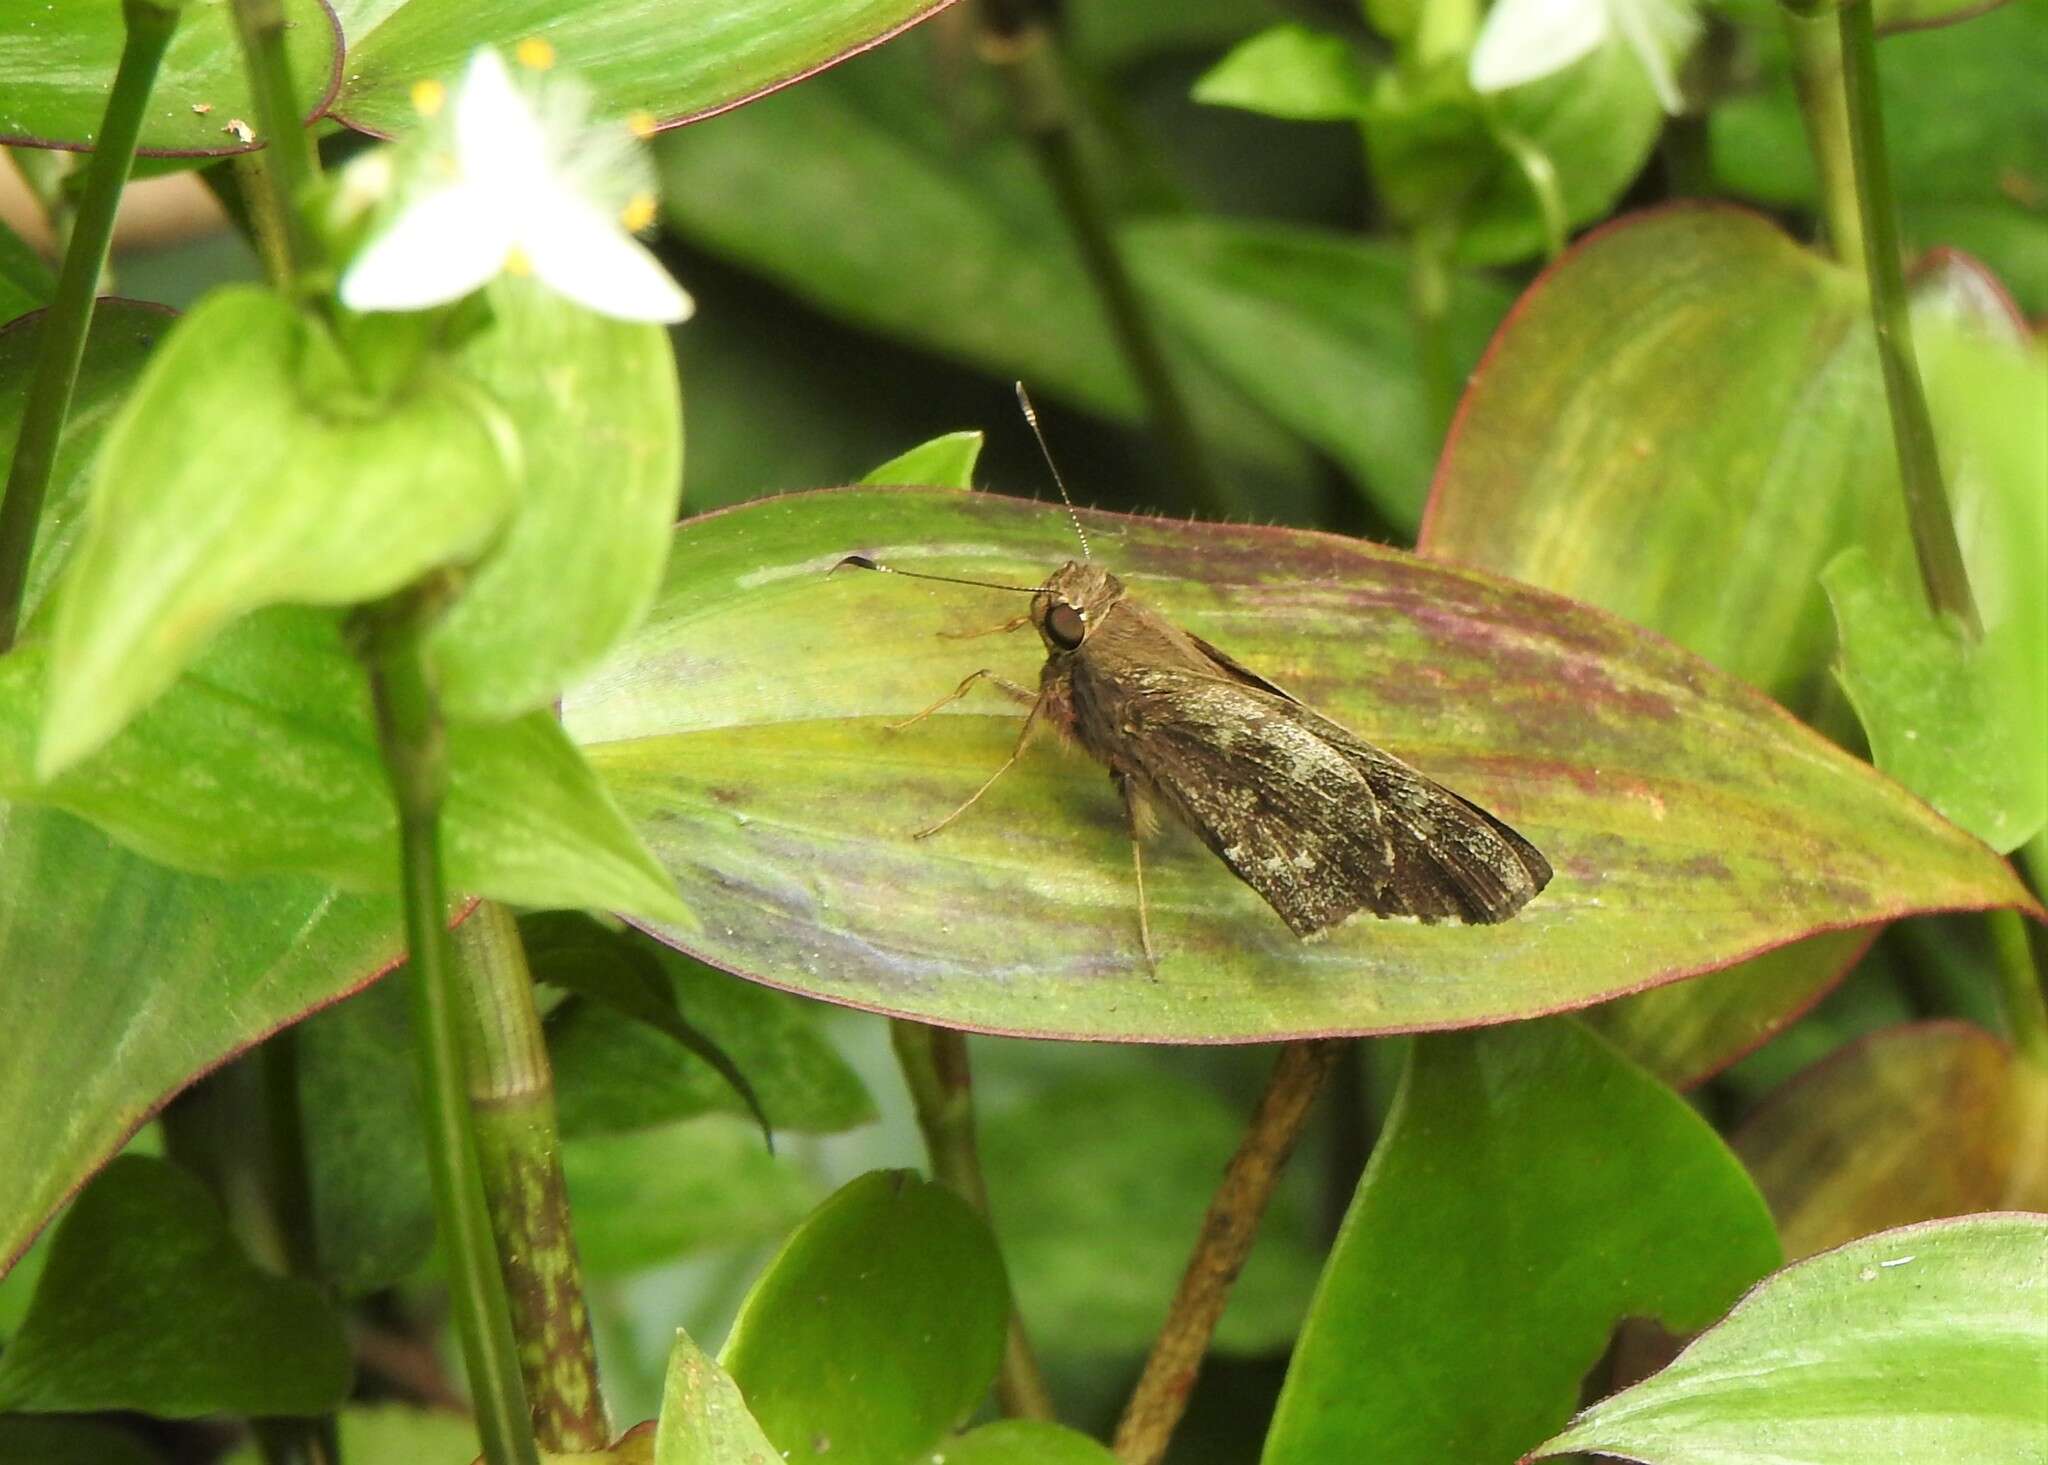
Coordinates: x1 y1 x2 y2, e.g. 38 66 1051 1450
1033 561 1124 654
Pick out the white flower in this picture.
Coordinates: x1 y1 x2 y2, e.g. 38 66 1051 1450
1468 0 1700 114
340 48 693 324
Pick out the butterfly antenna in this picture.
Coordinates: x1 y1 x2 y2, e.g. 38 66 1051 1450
1015 382 1090 560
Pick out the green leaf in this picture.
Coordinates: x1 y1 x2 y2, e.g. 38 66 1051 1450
1192 24 1379 121
654 1327 779 1465
38 287 519 776
427 278 683 722
0 219 54 320
1821 327 2047 855
0 607 693 926
1825 547 2042 852
1734 1022 2048 1260
0 802 399 1279
859 430 984 489
1123 216 1510 530
0 0 337 156
0 302 174 626
562 1117 817 1275
1710 0 2048 314
0 1416 162 1465
329 0 958 136
0 1156 351 1416
983 1068 1322 1356
1419 208 2028 1076
655 34 1317 504
941 1420 1121 1464
540 918 875 1138
719 1170 1009 1465
1263 1020 1781 1464
559 486 2033 1041
296 976 435 1294
525 912 771 1144
1532 1213 2048 1463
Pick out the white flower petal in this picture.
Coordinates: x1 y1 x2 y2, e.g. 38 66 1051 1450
454 48 549 198
341 184 513 314
519 195 695 324
1469 0 1609 95
1609 0 1702 113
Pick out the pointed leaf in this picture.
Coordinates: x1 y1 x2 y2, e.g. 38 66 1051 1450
1734 1022 2048 1260
859 430 984 489
427 279 684 722
561 486 2033 1042
536 917 873 1138
0 0 338 156
1263 1020 1779 1464
654 1327 778 1465
329 0 959 137
1532 1214 2048 1463
718 1170 1008 1464
0 607 692 926
525 913 771 1144
0 1156 351 1416
39 287 519 775
1192 24 1379 121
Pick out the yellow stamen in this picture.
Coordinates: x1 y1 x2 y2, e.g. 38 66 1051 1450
410 79 446 117
516 37 556 71
626 109 658 141
620 193 658 233
506 246 534 277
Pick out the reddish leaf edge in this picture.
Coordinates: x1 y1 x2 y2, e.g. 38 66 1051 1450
0 297 176 338
615 484 2043 1047
0 0 345 159
327 0 963 141
1519 1208 2048 1464
0 892 475 1284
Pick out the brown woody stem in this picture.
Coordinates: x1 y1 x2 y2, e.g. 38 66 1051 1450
1112 1039 1341 1465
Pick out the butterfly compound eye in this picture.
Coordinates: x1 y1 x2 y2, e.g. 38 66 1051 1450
1045 603 1086 650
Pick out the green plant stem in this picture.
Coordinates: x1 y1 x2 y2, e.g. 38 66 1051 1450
0 0 179 651
1113 1039 1341 1465
362 597 538 1465
228 0 322 283
975 1 1231 518
452 902 610 1453
1987 909 2048 1072
1783 9 1864 267
889 1019 1058 1422
1835 0 1982 637
1408 225 1457 448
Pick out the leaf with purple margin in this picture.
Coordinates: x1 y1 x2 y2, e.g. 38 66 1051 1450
0 0 339 157
559 485 2033 1043
328 0 956 138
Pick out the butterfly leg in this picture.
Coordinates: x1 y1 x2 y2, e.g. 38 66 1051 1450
940 611 1033 640
1117 772 1160 974
910 693 1046 839
888 668 1036 731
